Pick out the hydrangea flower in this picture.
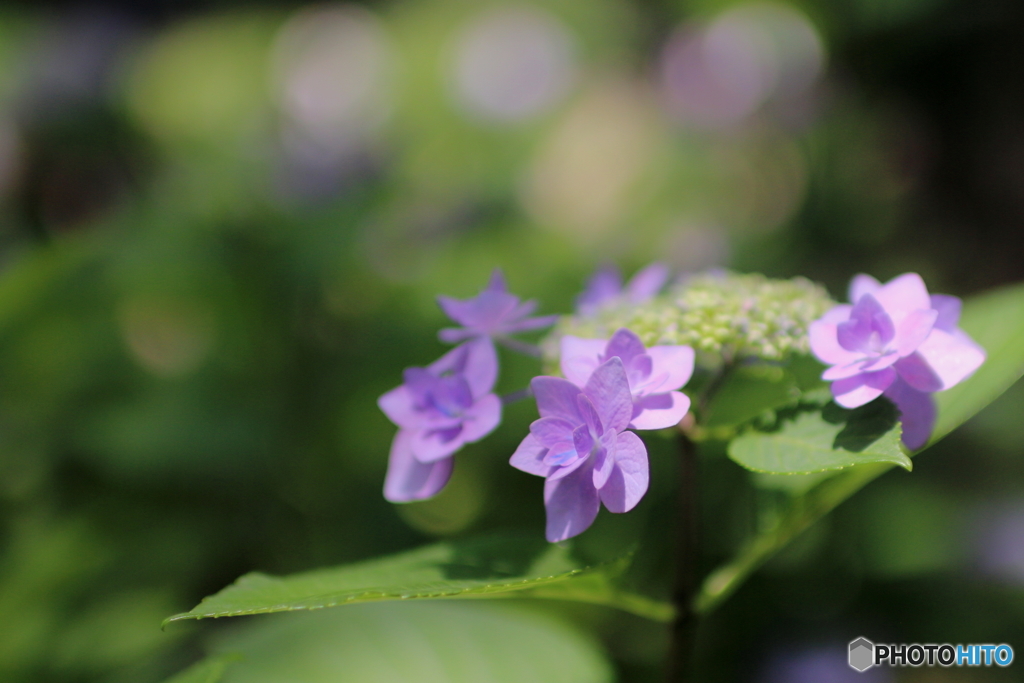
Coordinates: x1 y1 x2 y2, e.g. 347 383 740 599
378 338 502 502
576 263 670 316
559 328 695 430
809 273 985 448
437 269 558 345
510 358 649 542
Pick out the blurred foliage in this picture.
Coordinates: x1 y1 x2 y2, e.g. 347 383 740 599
0 0 1020 681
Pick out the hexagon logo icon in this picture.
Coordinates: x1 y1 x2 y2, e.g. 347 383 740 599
849 637 875 672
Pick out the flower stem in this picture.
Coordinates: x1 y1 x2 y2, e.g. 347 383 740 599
667 429 699 682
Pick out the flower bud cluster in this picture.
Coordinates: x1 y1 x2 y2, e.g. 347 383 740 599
545 271 835 366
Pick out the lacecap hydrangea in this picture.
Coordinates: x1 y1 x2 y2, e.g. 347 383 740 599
378 266 984 542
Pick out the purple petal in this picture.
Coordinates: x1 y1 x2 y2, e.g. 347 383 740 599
819 304 855 326
531 376 584 422
410 425 465 463
592 440 614 489
577 394 604 436
809 317 860 367
572 422 594 458
486 268 507 293
599 431 649 513
509 299 538 320
626 354 653 388
915 328 986 390
431 375 474 415
930 294 962 332
830 368 897 408
402 367 439 404
874 273 931 318
644 345 695 393
821 360 871 381
542 442 578 468
543 462 601 542
546 449 590 479
848 274 881 303
437 327 475 343
459 337 499 398
894 352 943 392
837 295 894 352
502 312 559 334
378 386 427 431
560 336 607 387
383 431 454 502
474 291 522 330
576 264 623 314
531 416 577 448
583 357 634 433
437 290 519 332
510 434 554 477
895 308 937 357
857 349 900 373
435 295 483 329
630 391 690 430
884 376 936 450
603 328 646 365
426 342 469 377
459 393 502 443
626 263 670 302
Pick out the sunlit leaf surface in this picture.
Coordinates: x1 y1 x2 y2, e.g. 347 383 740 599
166 534 673 625
728 398 909 474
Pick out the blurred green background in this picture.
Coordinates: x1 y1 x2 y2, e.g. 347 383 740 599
0 0 1022 681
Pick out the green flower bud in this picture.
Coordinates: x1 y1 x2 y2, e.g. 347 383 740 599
544 271 836 368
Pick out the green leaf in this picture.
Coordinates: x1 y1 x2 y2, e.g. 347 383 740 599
160 654 239 683
213 601 613 683
728 398 910 474
165 534 673 626
697 280 1024 615
931 281 1024 443
703 363 801 430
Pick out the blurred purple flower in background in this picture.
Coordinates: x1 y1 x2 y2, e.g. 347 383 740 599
510 358 649 542
378 338 502 502
810 273 985 448
438 269 558 346
575 262 670 316
561 328 695 430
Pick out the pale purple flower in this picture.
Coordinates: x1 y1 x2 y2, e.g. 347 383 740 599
809 273 985 448
378 338 502 502
560 328 695 430
510 357 650 542
576 263 670 316
437 269 558 344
